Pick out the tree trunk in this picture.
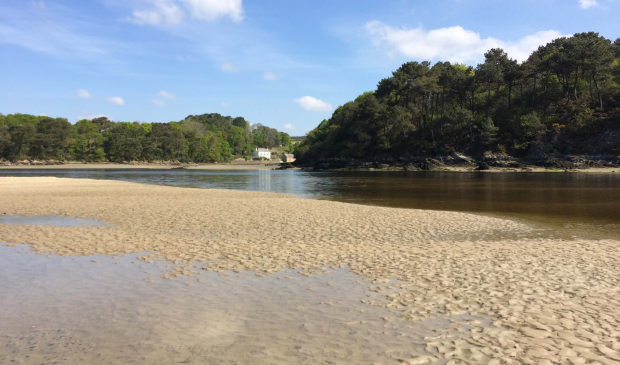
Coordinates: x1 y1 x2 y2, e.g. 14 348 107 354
594 77 603 110
486 82 491 119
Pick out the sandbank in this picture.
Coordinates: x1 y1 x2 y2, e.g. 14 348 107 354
0 177 618 364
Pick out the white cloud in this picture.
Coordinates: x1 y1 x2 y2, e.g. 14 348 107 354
502 31 564 62
220 101 230 107
180 0 243 22
365 21 563 63
263 71 277 80
220 62 237 72
579 0 599 8
77 89 91 98
158 90 177 99
283 123 295 131
294 96 332 112
129 0 243 25
106 96 125 106
152 99 165 106
130 0 185 25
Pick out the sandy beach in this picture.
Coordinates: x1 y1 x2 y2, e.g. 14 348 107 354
1 177 619 364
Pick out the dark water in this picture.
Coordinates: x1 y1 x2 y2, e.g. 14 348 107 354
2 168 618 231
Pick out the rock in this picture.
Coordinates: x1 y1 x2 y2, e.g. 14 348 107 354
476 162 490 170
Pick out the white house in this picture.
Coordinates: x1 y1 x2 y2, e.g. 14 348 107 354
253 148 271 160
283 153 296 163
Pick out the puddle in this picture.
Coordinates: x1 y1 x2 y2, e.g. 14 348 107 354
0 215 107 227
0 244 493 364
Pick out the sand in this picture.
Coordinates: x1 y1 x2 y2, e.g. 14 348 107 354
1 177 619 364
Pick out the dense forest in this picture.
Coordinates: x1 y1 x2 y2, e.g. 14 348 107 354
296 32 620 168
0 113 291 163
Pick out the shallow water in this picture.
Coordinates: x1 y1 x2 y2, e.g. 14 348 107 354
2 168 618 236
0 215 106 227
0 244 488 364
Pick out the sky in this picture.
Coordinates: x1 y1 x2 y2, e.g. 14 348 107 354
1 0 618 135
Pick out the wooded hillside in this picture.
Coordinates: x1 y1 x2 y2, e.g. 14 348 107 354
0 113 291 163
296 33 620 168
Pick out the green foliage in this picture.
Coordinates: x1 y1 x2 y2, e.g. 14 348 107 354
297 32 620 165
0 112 290 163
73 119 106 161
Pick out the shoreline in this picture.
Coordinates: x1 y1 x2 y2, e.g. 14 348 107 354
0 161 617 173
0 162 294 171
312 165 619 173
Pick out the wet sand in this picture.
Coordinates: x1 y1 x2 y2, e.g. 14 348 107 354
1 177 619 364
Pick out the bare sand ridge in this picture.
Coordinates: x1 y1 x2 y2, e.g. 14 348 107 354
1 177 619 364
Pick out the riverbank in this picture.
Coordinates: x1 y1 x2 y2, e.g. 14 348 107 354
1 177 618 364
0 161 616 173
312 164 619 173
298 153 620 173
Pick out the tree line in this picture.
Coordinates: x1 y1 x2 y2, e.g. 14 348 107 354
296 32 620 166
0 113 292 163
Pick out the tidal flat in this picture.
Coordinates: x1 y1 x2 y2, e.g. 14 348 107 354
0 177 618 364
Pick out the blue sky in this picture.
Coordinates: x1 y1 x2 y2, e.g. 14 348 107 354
1 0 618 135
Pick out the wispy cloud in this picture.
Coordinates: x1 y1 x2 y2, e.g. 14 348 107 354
181 0 243 22
106 96 125 106
128 0 243 25
158 90 177 99
294 96 332 112
107 0 320 81
283 123 295 131
220 101 230 107
130 0 184 25
77 89 92 98
365 21 563 63
579 0 599 9
220 62 237 72
0 2 121 60
152 99 165 106
263 72 277 81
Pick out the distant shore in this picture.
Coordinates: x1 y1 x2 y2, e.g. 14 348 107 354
318 165 619 173
0 161 296 171
296 154 620 173
0 161 617 173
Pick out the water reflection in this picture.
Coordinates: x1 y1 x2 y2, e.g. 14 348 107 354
1 169 618 227
0 244 476 364
0 215 107 227
256 170 272 192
